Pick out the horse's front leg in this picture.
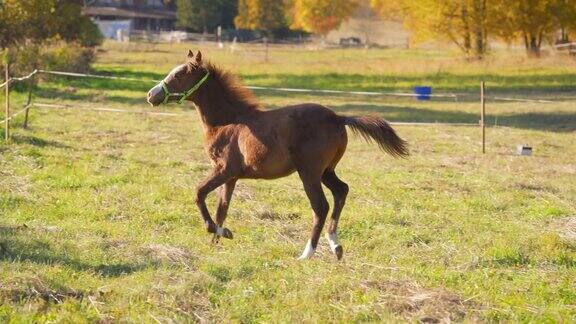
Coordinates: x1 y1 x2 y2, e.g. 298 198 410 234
212 179 238 243
195 168 234 239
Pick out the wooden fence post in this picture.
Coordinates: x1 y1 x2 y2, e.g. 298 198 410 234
4 51 9 142
481 81 486 154
264 37 269 63
23 71 35 128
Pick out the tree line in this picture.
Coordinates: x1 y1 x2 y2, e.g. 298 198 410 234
372 0 576 58
1 0 573 59
177 0 576 57
175 0 360 37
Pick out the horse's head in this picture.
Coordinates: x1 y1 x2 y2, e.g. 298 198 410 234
147 50 209 106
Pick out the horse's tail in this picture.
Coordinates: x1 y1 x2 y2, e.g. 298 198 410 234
343 115 409 158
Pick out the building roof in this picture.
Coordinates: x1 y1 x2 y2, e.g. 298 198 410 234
84 6 176 20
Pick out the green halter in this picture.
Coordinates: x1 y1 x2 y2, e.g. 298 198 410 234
161 71 210 104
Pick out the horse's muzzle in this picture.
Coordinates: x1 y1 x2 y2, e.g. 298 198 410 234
147 84 165 106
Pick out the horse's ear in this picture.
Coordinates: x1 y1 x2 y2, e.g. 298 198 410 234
196 51 202 64
187 50 194 59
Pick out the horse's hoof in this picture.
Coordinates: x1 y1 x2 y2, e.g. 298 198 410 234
221 227 233 240
216 227 233 240
211 234 220 244
334 245 343 260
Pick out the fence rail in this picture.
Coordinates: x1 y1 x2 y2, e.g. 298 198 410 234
0 104 32 125
32 103 184 117
15 69 558 103
37 69 158 83
2 67 567 152
28 103 480 127
0 69 39 89
554 42 576 49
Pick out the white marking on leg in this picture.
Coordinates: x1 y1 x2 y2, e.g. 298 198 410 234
297 240 315 260
216 227 224 236
326 232 339 253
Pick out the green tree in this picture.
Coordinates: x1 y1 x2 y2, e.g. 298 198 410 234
176 0 220 33
235 0 287 33
219 0 239 29
291 0 358 36
0 0 102 48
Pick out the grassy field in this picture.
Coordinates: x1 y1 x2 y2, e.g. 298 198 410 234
1 41 575 322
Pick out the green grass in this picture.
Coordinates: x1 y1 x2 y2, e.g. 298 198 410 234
95 41 576 95
0 41 575 322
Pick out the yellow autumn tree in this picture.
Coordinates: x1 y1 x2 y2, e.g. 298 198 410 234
371 0 576 58
371 0 495 59
369 0 403 20
553 0 576 42
291 0 359 36
492 0 573 56
235 0 287 34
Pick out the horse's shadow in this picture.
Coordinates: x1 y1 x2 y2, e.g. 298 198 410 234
10 134 72 149
0 225 151 277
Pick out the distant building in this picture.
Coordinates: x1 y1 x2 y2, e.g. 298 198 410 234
84 0 176 39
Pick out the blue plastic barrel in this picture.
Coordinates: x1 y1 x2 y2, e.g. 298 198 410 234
414 86 432 101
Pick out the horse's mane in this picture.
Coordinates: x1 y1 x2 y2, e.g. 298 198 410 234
204 62 261 111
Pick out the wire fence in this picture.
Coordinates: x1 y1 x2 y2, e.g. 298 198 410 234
2 68 559 103
1 67 568 152
0 68 475 129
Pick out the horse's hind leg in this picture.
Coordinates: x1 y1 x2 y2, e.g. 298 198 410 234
297 170 329 260
322 170 349 260
212 179 237 243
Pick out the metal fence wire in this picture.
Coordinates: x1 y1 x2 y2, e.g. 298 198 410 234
0 67 563 151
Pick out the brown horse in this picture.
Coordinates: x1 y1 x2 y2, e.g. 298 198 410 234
147 50 408 260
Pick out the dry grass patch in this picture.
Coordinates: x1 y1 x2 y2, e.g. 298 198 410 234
232 182 255 201
361 280 474 323
143 244 196 266
552 217 576 243
257 210 300 221
0 277 84 305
